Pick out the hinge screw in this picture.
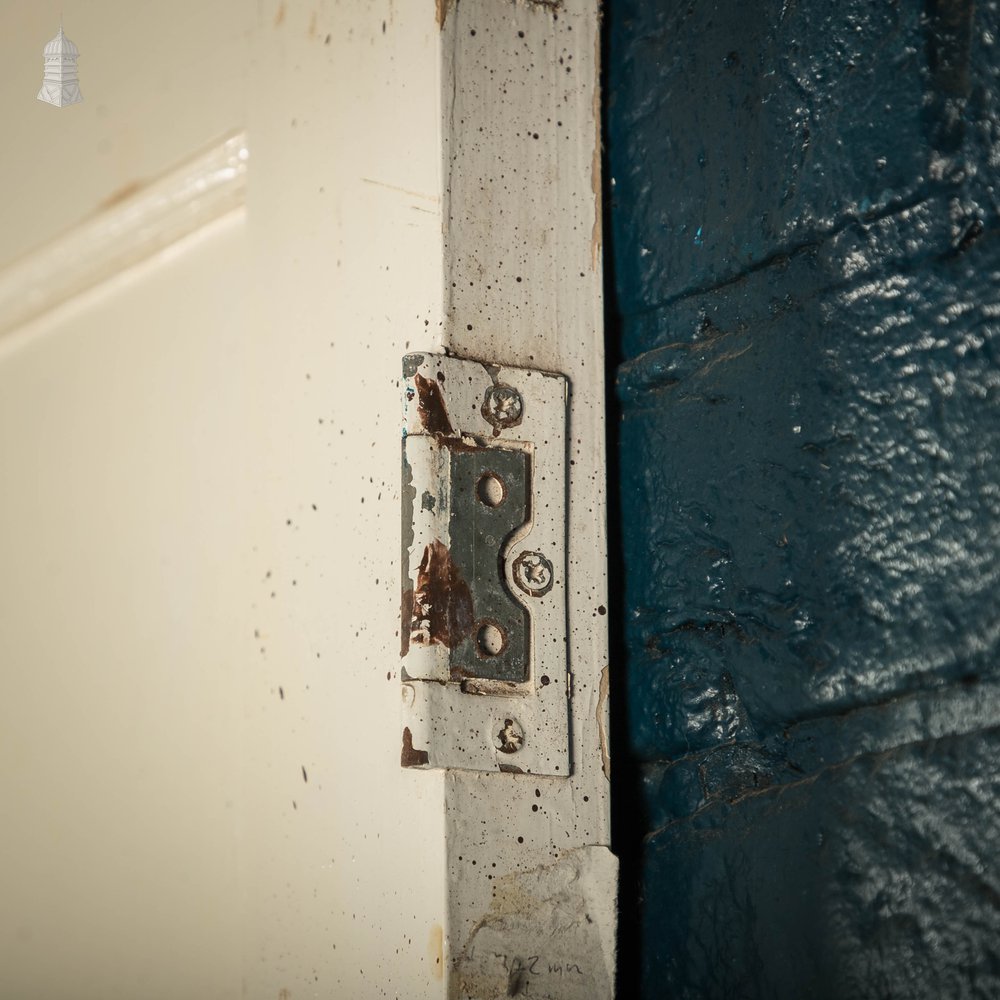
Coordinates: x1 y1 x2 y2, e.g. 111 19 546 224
494 717 525 754
512 551 554 597
482 384 524 430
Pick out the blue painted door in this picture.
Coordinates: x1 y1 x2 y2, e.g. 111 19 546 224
606 1 1000 996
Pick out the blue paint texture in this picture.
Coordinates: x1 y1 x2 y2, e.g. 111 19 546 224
607 0 1000 994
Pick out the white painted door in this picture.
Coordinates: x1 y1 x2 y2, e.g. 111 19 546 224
0 3 613 998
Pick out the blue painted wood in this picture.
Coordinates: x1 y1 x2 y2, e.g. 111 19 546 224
607 0 1000 995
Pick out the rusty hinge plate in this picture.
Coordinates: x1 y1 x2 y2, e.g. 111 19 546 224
400 353 569 776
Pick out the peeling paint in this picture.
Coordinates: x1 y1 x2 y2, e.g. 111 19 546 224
411 539 474 651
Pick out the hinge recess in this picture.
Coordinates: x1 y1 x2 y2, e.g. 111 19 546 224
400 353 569 775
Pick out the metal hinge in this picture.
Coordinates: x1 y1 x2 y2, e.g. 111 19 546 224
399 353 569 775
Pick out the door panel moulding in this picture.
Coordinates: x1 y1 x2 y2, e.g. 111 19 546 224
428 1 617 996
0 131 248 340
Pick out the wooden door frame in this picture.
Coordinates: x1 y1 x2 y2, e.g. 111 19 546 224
432 2 616 996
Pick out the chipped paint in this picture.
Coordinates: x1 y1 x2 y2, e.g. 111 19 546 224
413 372 454 436
401 727 430 768
400 587 414 657
402 353 425 379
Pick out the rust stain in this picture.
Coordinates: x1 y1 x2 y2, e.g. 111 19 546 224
411 540 474 650
429 924 444 980
435 0 453 30
413 372 454 436
274 1 286 26
278 990 291 1000
597 663 611 780
590 24 602 271
401 727 430 767
97 179 143 211
308 11 318 37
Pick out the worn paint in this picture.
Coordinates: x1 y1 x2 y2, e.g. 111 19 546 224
411 539 474 651
451 847 616 1000
97 179 144 212
435 0 453 31
400 587 414 657
609 0 1000 994
444 444 531 683
596 663 610 781
429 924 445 981
590 25 602 272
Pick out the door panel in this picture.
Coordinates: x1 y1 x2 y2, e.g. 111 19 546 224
0 3 449 997
0 216 249 1000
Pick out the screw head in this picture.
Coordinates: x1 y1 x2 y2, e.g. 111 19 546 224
482 384 523 430
512 551 554 597
494 717 525 754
